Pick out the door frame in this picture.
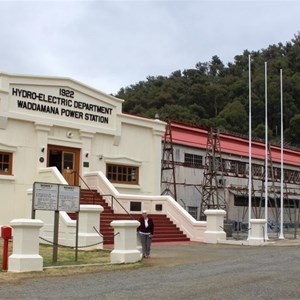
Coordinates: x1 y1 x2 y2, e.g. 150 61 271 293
47 145 81 185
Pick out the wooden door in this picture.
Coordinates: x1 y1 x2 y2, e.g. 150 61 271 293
61 151 75 185
48 145 80 185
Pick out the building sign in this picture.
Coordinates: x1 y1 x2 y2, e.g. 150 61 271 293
33 182 80 212
10 85 114 126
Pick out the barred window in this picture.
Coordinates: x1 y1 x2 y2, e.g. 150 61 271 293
184 153 202 165
106 164 139 184
0 152 13 175
175 148 180 161
188 206 198 219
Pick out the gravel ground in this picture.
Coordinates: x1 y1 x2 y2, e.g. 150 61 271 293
0 240 300 300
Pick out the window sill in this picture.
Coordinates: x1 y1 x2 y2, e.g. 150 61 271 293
113 183 141 190
0 174 16 181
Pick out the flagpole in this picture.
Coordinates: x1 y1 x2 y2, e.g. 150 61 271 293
248 54 252 240
264 62 269 240
279 69 284 239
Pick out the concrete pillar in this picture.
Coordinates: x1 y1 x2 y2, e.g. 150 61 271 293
203 209 226 244
79 131 94 173
78 204 104 250
248 219 266 246
8 219 44 273
110 220 141 263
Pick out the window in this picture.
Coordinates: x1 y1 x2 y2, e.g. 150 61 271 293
184 153 202 166
175 148 180 161
106 164 139 184
0 152 13 175
237 162 246 176
234 196 261 207
188 206 198 219
130 201 142 211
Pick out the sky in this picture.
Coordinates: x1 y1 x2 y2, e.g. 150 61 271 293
0 0 299 95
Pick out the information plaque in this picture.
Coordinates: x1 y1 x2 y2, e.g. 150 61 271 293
33 182 80 212
58 185 80 212
33 182 59 211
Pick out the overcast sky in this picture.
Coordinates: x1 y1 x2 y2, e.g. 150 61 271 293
0 0 299 95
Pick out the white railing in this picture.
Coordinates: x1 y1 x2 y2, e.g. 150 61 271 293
84 171 207 242
30 168 207 242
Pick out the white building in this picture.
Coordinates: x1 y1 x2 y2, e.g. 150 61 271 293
0 73 166 225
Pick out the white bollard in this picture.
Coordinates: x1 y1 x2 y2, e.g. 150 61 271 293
248 219 266 245
78 205 104 250
8 219 44 272
110 220 141 263
203 209 226 244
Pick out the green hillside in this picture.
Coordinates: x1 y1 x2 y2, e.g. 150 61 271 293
115 33 300 147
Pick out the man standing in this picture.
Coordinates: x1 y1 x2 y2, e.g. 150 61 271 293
138 210 154 258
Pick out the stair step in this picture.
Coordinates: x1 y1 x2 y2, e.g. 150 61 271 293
76 189 190 245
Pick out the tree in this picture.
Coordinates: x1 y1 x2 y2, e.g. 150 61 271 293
209 55 225 77
285 114 300 145
215 100 248 133
115 33 300 147
253 124 273 140
158 104 200 124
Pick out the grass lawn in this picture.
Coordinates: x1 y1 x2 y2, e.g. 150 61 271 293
0 240 141 283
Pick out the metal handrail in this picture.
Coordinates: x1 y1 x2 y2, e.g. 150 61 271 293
70 170 89 189
71 171 96 204
70 171 137 218
101 194 136 220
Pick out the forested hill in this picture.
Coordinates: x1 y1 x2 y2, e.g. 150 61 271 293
115 33 300 147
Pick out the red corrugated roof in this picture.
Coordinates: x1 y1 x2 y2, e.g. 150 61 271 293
168 123 300 167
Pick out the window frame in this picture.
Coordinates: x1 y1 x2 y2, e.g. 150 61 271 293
184 153 203 166
0 151 13 175
106 163 139 185
188 206 198 219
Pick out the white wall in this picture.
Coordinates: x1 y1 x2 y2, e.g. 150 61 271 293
0 73 165 225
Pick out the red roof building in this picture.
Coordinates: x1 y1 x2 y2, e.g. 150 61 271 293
169 122 300 167
161 122 300 227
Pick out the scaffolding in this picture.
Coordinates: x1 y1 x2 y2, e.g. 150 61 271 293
161 119 177 201
200 127 226 220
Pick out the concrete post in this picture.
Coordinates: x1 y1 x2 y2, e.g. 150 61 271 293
8 219 44 273
203 209 226 244
110 220 141 263
78 204 104 250
248 219 266 245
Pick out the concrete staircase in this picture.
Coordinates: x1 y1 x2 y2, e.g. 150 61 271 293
78 189 190 245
